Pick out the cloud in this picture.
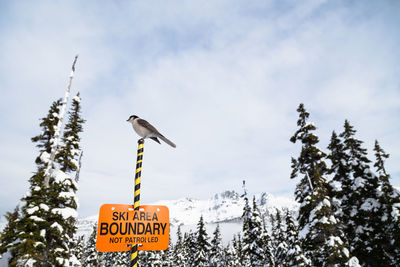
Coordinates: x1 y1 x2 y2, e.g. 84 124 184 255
0 0 399 218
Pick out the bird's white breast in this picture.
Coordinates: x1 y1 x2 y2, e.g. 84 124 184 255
132 119 152 137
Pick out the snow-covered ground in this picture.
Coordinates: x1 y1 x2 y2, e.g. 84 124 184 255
76 190 297 244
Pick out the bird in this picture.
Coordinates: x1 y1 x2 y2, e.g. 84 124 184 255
127 115 176 148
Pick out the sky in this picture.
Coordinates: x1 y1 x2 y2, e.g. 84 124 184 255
0 0 399 219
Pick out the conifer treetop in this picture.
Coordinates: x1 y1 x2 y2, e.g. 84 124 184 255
45 55 79 187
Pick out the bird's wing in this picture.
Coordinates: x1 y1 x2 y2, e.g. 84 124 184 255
137 119 161 134
138 118 176 147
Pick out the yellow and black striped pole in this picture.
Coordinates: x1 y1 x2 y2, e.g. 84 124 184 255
130 139 144 267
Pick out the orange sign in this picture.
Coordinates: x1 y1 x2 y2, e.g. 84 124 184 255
96 204 169 252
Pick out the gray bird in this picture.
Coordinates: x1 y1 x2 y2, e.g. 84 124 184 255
127 115 176 148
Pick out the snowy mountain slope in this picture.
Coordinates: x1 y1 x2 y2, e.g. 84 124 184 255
76 190 297 243
153 190 297 225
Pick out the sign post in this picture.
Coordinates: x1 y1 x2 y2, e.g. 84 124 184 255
96 138 170 266
131 139 144 267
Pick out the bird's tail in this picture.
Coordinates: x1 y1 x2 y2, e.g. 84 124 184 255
159 134 176 148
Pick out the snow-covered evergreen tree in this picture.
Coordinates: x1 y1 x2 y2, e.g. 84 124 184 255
232 234 243 264
223 243 241 267
327 130 350 221
240 197 252 266
147 251 163 266
70 235 85 266
290 104 353 266
139 250 150 267
10 99 64 266
0 206 20 265
373 140 400 265
271 209 287 265
261 216 275 267
184 231 196 266
309 168 353 266
44 93 84 265
13 170 51 266
209 224 224 267
115 251 129 266
44 170 79 266
83 223 100 267
99 252 113 266
162 234 173 266
45 55 78 187
0 58 83 266
284 209 310 266
95 250 129 266
193 216 210 267
31 99 63 167
16 93 84 266
56 93 85 173
338 120 382 265
174 226 187 266
242 197 270 266
326 129 353 258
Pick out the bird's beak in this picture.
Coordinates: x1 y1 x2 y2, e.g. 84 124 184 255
126 119 129 122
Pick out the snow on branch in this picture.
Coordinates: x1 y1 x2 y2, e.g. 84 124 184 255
52 207 78 220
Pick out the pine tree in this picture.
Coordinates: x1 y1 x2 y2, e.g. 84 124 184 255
232 234 243 264
12 99 63 266
44 55 79 187
2 59 82 266
99 252 113 266
290 104 353 266
70 235 85 266
269 212 277 246
261 216 275 267
12 99 62 265
284 209 310 266
290 104 326 244
39 169 78 266
310 167 353 266
209 224 224 267
31 99 63 167
193 216 210 267
56 93 85 173
240 197 252 266
242 197 270 266
174 226 187 266
44 93 84 265
13 170 51 266
147 251 163 266
114 251 129 266
271 209 287 265
327 130 350 221
339 120 382 265
326 129 352 256
373 141 400 265
0 206 20 265
162 234 173 266
184 231 196 266
223 243 241 267
18 93 83 266
139 250 150 267
83 223 100 267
